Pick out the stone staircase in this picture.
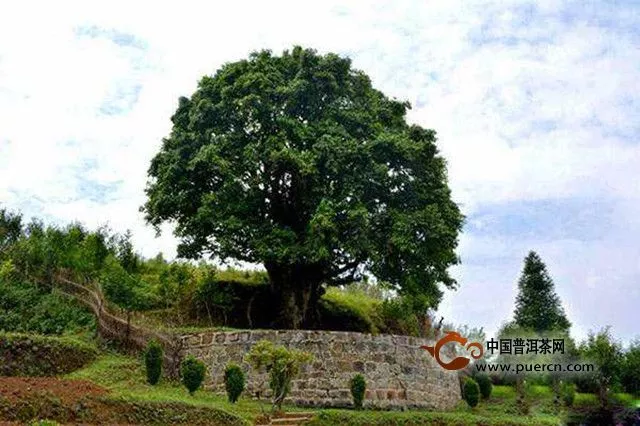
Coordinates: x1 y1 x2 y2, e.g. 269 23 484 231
256 412 315 426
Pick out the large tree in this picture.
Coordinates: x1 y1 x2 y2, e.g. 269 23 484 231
513 251 570 332
143 47 464 328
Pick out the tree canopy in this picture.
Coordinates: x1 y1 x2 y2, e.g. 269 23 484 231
143 47 464 328
0 208 22 259
513 251 570 332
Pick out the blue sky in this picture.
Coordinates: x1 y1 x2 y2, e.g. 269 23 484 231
0 0 638 344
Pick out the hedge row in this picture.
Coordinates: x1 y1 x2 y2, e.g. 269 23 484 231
0 333 98 376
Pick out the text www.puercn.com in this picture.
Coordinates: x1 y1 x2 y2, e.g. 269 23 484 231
475 362 594 375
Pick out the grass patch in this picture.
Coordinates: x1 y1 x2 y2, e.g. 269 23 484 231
66 352 302 422
452 385 557 419
491 385 516 399
68 355 638 425
307 409 561 426
612 392 636 406
573 391 598 407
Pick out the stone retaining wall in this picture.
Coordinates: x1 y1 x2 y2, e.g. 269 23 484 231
181 329 461 410
47 274 462 410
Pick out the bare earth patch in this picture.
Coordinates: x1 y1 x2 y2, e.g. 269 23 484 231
0 376 246 425
0 376 108 405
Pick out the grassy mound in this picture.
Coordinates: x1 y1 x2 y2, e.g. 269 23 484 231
0 332 98 376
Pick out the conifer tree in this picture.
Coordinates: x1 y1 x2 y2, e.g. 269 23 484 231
513 251 570 332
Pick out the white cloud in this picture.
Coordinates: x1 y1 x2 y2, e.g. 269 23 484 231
1 0 638 343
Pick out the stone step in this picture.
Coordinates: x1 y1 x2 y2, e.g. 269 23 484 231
268 412 315 425
282 412 315 418
270 418 312 424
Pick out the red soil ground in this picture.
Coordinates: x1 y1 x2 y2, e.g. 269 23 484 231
0 377 241 425
0 376 108 404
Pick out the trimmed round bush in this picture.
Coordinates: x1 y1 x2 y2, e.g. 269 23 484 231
224 363 245 403
463 377 480 408
181 355 206 395
144 340 163 385
350 374 366 410
475 374 492 399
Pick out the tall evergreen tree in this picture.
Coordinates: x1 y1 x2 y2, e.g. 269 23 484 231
513 251 570 332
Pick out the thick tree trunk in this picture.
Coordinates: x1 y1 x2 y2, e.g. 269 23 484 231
266 263 324 329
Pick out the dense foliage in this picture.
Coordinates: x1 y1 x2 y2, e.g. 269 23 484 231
0 332 97 376
462 377 480 408
180 355 207 395
0 265 94 335
560 381 575 407
493 323 577 388
350 374 366 410
224 363 246 403
0 209 21 257
513 251 570 332
475 374 492 400
4 205 640 405
142 46 464 328
0 206 450 338
144 340 163 385
620 340 640 395
577 328 624 408
246 340 312 411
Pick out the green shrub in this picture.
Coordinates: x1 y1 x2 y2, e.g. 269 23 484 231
379 297 421 337
246 340 313 411
621 341 640 394
144 340 163 385
0 260 17 280
463 377 480 408
560 381 576 407
0 277 95 335
350 374 366 409
180 355 206 395
474 373 493 399
224 363 245 403
193 272 236 326
101 255 158 312
0 332 97 376
578 327 624 408
573 373 599 394
476 373 493 399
